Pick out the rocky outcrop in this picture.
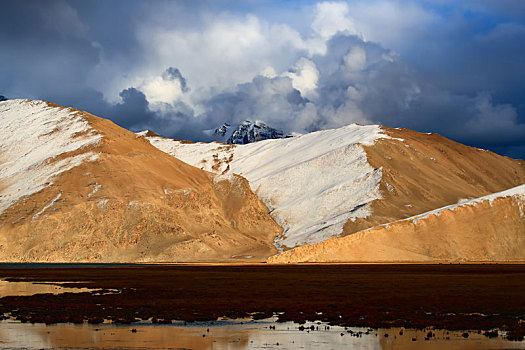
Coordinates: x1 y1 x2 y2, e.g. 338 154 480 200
211 120 286 144
213 123 231 138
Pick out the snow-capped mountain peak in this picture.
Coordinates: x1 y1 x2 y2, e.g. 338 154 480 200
210 120 287 144
213 123 231 137
227 120 285 144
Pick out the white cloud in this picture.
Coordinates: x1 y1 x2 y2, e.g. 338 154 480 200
260 66 278 78
284 58 319 99
344 46 367 72
304 1 361 56
95 1 363 102
140 76 184 105
311 2 358 39
134 14 305 100
346 1 439 49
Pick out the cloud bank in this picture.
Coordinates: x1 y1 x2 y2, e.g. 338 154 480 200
1 0 524 158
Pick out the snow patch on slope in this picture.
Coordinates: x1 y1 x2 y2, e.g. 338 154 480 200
358 184 525 232
32 191 62 221
0 99 101 214
144 124 393 249
88 183 102 198
411 184 525 223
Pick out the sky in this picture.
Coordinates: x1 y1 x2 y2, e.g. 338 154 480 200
1 0 525 158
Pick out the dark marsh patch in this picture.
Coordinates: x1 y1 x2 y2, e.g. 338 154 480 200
0 264 524 338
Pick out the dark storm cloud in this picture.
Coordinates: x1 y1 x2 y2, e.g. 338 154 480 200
0 1 180 136
201 75 311 134
0 1 100 102
0 1 524 158
163 68 189 93
313 34 525 151
111 88 155 128
196 32 525 153
402 17 525 107
102 87 205 141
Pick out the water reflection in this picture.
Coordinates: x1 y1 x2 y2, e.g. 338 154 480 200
0 319 523 350
0 280 116 297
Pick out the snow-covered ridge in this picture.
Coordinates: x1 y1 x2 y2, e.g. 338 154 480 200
359 184 525 233
0 99 101 214
412 184 525 223
143 123 395 249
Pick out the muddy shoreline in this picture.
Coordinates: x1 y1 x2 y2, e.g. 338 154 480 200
0 264 524 340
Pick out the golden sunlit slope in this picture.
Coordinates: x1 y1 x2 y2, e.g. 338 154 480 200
268 127 525 263
0 100 281 262
268 185 525 263
341 126 525 235
144 122 525 262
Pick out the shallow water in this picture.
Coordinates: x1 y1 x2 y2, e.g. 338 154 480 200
0 280 118 297
0 319 523 350
0 263 137 269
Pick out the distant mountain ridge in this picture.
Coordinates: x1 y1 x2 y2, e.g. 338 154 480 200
212 120 288 144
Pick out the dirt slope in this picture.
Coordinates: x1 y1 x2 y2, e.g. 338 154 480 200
0 100 281 262
268 185 525 263
2 99 523 263
268 127 525 263
342 127 525 236
144 124 525 260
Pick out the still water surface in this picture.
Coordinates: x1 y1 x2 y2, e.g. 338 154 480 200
0 279 119 297
0 319 523 350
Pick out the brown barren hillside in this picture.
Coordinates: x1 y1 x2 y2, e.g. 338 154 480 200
269 127 525 263
144 123 525 257
2 99 524 263
342 126 525 235
0 100 281 262
268 185 525 263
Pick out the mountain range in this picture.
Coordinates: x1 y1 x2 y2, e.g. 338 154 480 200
1 99 524 262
